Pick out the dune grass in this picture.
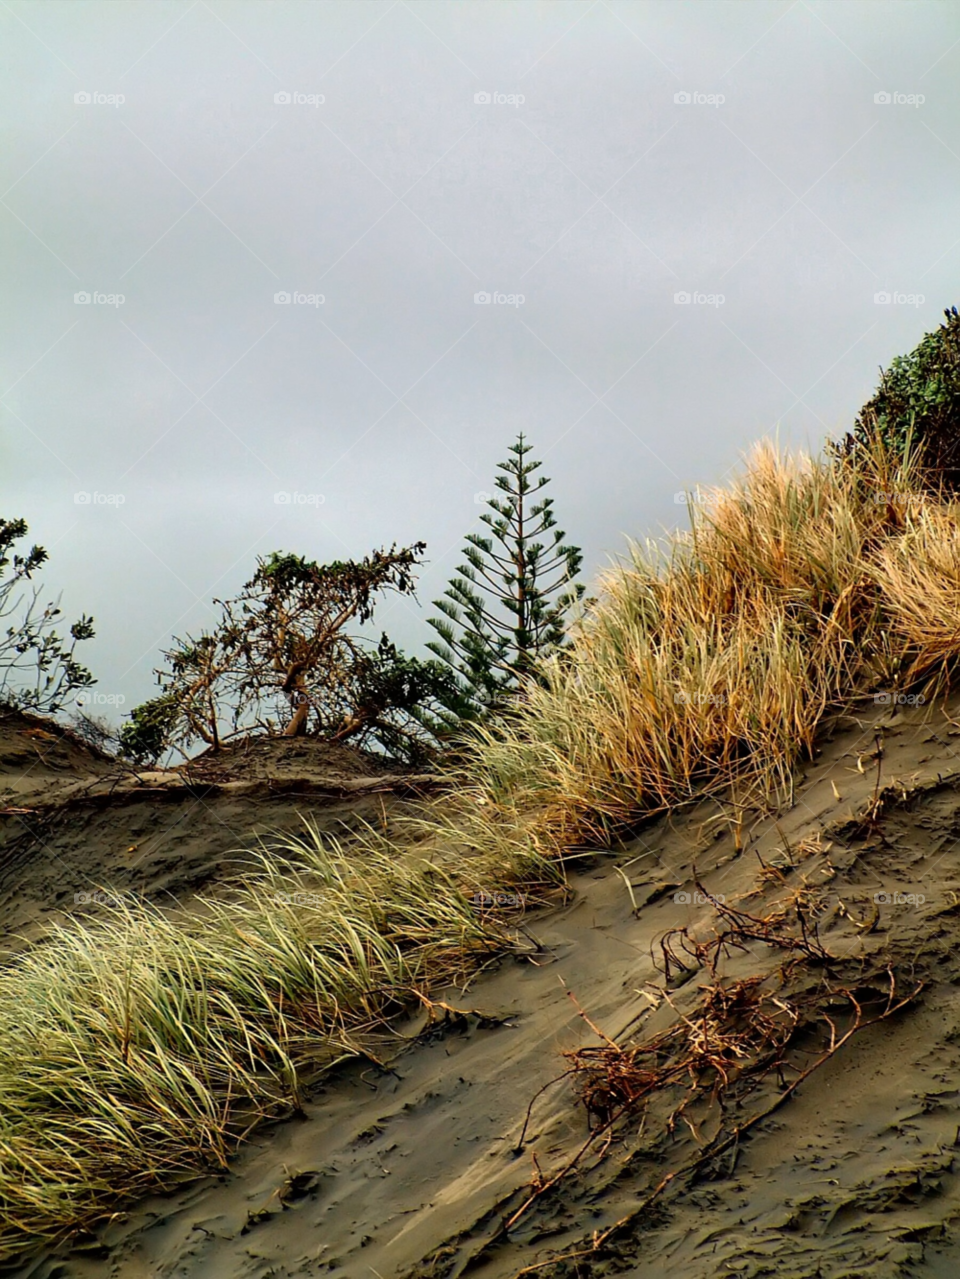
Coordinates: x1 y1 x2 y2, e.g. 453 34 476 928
1 432 958 1259
419 434 942 863
0 830 514 1254
872 500 960 677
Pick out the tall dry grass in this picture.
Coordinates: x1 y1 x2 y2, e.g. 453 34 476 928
872 502 960 678
422 435 935 862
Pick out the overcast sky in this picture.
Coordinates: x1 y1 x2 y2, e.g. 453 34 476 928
2 0 959 719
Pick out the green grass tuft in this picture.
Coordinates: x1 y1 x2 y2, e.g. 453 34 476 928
0 829 508 1255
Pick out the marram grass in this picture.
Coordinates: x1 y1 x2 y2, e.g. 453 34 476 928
0 830 512 1255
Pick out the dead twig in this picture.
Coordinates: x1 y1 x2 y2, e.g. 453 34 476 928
658 873 831 982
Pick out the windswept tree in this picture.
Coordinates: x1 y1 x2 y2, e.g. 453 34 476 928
427 434 586 719
224 546 428 738
122 543 455 764
0 517 95 713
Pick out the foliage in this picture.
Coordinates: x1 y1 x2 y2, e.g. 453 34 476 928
844 305 960 481
310 633 463 764
117 694 180 765
10 427 960 1260
123 543 449 760
0 517 95 713
422 434 925 865
427 435 586 720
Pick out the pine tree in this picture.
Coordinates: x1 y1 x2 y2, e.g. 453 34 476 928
427 434 585 719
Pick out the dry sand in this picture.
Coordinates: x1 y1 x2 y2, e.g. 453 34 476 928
7 701 960 1277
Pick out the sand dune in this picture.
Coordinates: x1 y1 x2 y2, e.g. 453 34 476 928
7 696 960 1277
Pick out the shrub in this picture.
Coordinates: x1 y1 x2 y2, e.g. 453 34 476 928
0 826 509 1258
117 694 180 765
122 545 451 761
844 305 960 483
0 517 95 713
423 436 919 863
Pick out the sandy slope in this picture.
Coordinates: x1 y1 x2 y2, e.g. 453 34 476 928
9 701 960 1277
0 710 436 947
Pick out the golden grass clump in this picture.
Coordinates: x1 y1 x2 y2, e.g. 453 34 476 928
0 827 507 1256
872 502 960 677
428 436 932 861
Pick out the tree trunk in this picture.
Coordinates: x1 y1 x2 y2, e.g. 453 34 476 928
284 683 311 735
